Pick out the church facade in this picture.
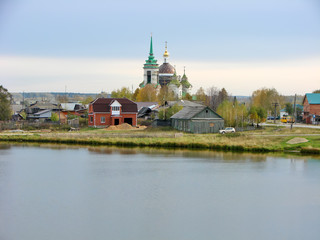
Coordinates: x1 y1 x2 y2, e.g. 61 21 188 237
139 36 192 98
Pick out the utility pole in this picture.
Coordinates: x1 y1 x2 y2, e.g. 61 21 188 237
272 102 279 124
291 94 297 130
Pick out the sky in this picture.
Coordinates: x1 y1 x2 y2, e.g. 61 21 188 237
0 0 319 96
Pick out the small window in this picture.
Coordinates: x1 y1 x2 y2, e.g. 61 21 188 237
101 117 105 123
147 71 151 84
206 110 208 113
112 106 120 111
90 116 93 123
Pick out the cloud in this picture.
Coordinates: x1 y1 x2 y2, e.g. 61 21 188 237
0 55 319 95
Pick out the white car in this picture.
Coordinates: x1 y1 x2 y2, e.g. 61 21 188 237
219 127 236 134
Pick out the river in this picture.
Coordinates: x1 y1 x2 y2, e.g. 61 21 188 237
0 144 319 240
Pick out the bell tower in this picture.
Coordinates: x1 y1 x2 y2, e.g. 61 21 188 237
142 35 159 87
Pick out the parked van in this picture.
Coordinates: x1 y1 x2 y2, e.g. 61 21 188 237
281 116 295 123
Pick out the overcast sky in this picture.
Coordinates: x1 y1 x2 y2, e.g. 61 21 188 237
0 0 319 95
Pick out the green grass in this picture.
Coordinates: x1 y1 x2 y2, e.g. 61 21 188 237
0 126 319 155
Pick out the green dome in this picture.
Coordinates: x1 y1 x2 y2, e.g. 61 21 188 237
170 78 181 87
181 73 191 88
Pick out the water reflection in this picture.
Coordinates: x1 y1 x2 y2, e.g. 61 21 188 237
0 144 11 150
0 144 319 240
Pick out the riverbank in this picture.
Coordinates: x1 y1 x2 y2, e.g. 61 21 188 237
0 126 319 154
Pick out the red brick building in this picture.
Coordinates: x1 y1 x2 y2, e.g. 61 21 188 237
88 98 137 127
303 93 320 124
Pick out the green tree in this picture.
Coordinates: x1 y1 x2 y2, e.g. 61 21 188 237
218 88 228 104
0 85 12 121
195 87 207 103
132 88 140 101
182 93 192 100
248 106 266 124
284 103 293 115
111 87 132 99
251 88 284 113
51 112 59 122
137 85 157 102
157 85 176 105
217 100 248 127
158 104 183 120
82 96 94 105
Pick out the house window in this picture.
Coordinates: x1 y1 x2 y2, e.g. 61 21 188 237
112 106 120 111
101 117 105 123
90 116 93 122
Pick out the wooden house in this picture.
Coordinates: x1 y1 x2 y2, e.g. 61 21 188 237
171 106 224 133
88 98 137 127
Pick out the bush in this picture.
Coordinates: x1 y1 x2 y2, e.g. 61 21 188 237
137 119 152 126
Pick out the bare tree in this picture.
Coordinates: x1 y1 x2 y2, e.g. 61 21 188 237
206 86 219 110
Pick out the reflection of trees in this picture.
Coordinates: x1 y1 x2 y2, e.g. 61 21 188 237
0 144 11 150
88 147 137 155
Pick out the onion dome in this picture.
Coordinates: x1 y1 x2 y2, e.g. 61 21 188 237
159 62 175 74
169 69 181 87
181 67 192 88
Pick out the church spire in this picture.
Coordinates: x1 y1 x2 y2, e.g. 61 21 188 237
145 34 157 65
149 34 154 56
163 41 169 63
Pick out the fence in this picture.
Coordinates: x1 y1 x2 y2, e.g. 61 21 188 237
235 126 260 132
0 121 59 131
151 119 172 127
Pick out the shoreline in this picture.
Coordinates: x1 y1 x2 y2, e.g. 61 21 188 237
0 130 319 155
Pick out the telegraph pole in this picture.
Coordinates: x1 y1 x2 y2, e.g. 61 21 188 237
272 103 279 124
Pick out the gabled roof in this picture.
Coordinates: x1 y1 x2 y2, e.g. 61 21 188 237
34 109 52 116
136 102 158 111
61 102 84 111
91 98 137 113
303 93 320 105
166 100 203 107
28 101 59 109
171 106 205 119
171 106 223 120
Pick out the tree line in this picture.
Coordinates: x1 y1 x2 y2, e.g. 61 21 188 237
2 84 319 124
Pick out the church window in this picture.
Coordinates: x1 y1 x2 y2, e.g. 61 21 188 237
147 71 151 84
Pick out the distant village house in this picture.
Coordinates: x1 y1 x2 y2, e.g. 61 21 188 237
88 98 138 127
303 93 320 124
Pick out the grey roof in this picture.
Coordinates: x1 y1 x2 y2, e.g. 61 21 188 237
29 101 58 108
60 102 84 111
171 106 207 119
136 102 159 111
167 100 203 107
34 109 52 116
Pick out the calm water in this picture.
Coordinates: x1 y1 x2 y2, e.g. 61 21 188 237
0 144 320 240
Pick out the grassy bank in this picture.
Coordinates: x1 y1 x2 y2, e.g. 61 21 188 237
1 126 320 154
